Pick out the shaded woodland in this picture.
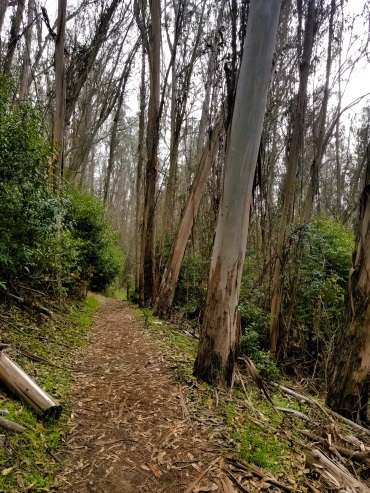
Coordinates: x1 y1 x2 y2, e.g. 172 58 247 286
1 0 370 425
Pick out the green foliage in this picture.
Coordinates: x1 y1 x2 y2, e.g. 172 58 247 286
291 216 353 369
0 76 122 297
236 423 285 473
239 302 278 382
173 253 208 318
0 76 58 286
63 187 123 293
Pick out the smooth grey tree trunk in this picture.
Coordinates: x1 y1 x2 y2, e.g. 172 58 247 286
193 0 282 387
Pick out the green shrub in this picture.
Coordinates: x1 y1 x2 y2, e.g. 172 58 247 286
287 215 354 374
239 303 278 382
63 187 123 293
173 253 208 318
0 76 59 287
0 76 122 297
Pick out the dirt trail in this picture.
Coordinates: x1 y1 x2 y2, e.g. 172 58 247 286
56 296 217 492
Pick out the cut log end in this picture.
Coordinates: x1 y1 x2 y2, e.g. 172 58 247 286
41 404 62 420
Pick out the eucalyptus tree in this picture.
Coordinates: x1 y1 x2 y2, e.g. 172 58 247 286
269 0 316 355
53 0 67 194
153 0 227 319
135 0 161 306
103 39 141 204
65 0 125 124
19 0 35 99
326 141 370 423
193 0 282 387
157 0 207 278
2 0 25 74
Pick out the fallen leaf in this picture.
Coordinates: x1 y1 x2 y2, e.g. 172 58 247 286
2 466 14 476
148 463 162 478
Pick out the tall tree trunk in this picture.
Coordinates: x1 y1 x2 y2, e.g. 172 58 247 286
19 0 35 99
303 0 335 222
53 0 67 194
153 114 223 319
3 0 25 75
135 46 146 292
269 0 315 355
103 91 123 205
156 0 206 286
281 0 335 360
153 2 225 317
0 0 10 53
139 0 161 306
193 0 282 387
326 143 370 424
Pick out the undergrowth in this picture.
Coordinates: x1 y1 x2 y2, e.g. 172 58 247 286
134 304 299 479
0 295 99 492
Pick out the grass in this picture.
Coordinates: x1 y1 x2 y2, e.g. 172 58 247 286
0 295 100 492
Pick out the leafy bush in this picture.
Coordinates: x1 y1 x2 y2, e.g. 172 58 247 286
286 215 354 375
0 76 58 288
63 187 123 293
0 77 122 297
294 217 353 330
239 302 278 381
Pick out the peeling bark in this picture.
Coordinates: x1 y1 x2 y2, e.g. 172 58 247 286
326 144 370 423
194 0 282 387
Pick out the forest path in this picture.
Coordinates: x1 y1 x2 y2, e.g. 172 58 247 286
56 295 217 493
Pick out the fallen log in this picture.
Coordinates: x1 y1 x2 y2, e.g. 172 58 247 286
275 384 370 435
301 430 370 467
306 448 370 492
0 353 62 419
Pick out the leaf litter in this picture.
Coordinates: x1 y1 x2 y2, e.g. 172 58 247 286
56 295 370 492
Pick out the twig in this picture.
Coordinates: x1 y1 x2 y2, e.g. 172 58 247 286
275 384 370 435
17 348 76 371
301 430 370 466
238 356 275 406
46 448 64 465
224 467 249 493
227 458 295 492
184 457 220 493
277 407 311 421
179 385 190 420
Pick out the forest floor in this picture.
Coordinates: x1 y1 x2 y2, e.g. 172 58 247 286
54 294 370 493
55 295 219 492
